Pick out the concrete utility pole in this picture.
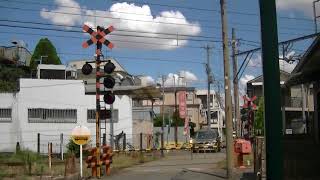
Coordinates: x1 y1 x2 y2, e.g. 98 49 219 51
219 0 234 178
161 75 165 157
313 0 320 33
174 75 178 146
232 28 240 138
205 45 213 130
259 0 283 179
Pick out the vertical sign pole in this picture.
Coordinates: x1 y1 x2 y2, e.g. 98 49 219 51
80 144 83 178
259 0 283 179
95 26 102 178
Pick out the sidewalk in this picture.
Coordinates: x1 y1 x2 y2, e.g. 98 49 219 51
180 167 255 180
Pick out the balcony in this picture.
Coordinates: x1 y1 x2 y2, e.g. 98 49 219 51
284 97 302 108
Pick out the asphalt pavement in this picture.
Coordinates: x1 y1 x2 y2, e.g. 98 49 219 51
104 150 229 180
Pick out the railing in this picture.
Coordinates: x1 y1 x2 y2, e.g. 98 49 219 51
284 97 302 108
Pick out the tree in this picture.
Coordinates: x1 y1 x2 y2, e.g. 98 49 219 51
153 113 184 127
254 97 264 135
0 65 30 92
30 38 61 69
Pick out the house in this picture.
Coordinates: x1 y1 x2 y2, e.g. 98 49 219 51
0 78 132 153
195 90 225 135
69 59 161 149
0 57 161 152
246 70 314 134
0 44 32 66
282 36 320 179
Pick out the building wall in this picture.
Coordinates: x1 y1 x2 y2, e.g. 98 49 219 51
0 79 133 152
0 93 17 152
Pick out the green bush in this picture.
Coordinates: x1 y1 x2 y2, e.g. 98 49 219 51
66 138 90 158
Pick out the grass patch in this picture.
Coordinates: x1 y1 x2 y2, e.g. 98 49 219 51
0 151 160 178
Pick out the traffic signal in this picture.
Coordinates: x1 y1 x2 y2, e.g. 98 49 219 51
103 92 115 105
103 60 116 105
104 60 115 74
82 63 93 75
240 108 248 122
103 75 115 89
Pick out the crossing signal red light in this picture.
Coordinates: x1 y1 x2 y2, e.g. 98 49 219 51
103 75 115 89
104 61 115 74
82 63 93 75
104 92 115 105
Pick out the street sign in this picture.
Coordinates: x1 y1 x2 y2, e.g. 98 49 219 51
71 125 91 145
178 91 187 118
82 25 114 49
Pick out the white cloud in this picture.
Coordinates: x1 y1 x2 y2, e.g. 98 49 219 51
157 70 198 86
40 0 201 50
248 54 262 68
144 76 155 85
40 0 82 27
248 52 298 72
277 0 316 17
279 60 298 73
239 74 255 95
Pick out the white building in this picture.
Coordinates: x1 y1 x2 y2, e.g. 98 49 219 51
0 78 133 153
196 90 225 136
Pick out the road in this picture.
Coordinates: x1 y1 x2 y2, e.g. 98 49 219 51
104 150 227 180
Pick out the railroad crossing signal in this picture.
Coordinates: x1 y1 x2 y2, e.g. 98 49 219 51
82 25 114 49
242 95 257 109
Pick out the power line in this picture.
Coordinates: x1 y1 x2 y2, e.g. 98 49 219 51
0 5 313 36
0 19 222 41
112 0 313 22
0 5 217 29
0 0 216 24
0 31 217 50
0 23 220 43
2 0 314 32
59 52 206 64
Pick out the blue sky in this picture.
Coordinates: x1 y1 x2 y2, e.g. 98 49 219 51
0 0 318 94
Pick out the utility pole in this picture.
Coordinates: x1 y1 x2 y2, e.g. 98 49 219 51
161 75 165 157
313 0 320 33
232 28 240 137
220 0 234 178
205 45 213 130
174 75 178 146
259 0 283 179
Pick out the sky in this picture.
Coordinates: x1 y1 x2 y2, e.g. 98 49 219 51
0 0 318 96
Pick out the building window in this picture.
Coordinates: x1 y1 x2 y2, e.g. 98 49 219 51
187 93 193 101
87 109 119 123
0 108 12 122
28 108 77 123
187 109 193 117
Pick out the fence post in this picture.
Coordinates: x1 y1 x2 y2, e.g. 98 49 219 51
37 133 40 154
123 133 126 151
140 133 143 151
48 142 52 170
161 132 164 157
103 133 106 145
60 133 64 160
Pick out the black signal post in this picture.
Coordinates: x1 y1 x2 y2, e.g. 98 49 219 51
82 24 114 178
